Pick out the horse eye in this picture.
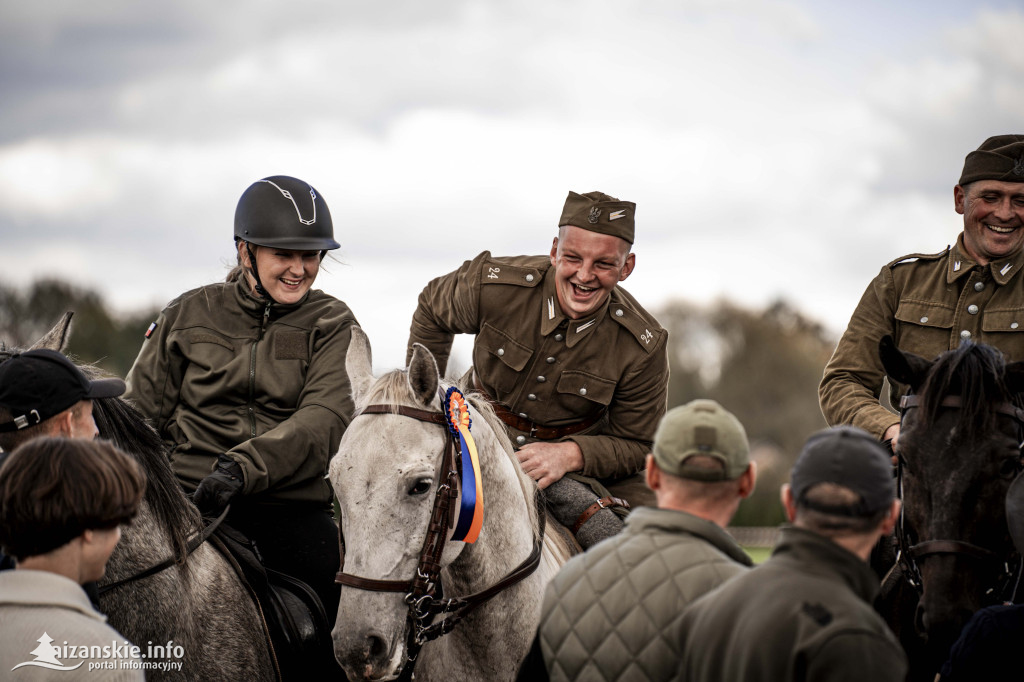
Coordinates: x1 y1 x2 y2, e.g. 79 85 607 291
999 457 1021 480
408 479 432 496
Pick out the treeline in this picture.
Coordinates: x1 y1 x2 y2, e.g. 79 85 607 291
0 280 838 526
0 279 160 379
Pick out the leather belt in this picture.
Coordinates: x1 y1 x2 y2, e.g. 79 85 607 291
472 373 604 441
572 496 630 534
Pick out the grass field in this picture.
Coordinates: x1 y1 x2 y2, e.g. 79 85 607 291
742 546 773 564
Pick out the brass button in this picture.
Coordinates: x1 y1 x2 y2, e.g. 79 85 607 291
968 304 979 315
960 330 972 339
975 281 985 292
579 388 588 396
537 376 546 383
554 334 564 342
525 274 535 282
496 348 505 357
516 435 526 445
527 394 537 401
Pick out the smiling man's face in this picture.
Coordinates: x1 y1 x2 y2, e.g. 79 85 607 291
549 225 634 319
956 180 1024 265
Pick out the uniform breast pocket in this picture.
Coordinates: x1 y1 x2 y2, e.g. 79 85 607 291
555 370 616 417
981 309 1024 361
183 331 243 394
474 323 533 394
895 301 954 359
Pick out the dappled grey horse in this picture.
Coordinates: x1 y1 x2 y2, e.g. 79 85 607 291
2 314 276 681
329 328 574 681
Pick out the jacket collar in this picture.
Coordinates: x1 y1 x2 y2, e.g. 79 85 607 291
538 270 611 347
948 234 1024 286
625 506 754 567
771 525 880 604
0 570 107 622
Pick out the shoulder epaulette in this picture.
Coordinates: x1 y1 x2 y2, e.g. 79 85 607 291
607 299 665 354
478 255 547 288
887 246 950 269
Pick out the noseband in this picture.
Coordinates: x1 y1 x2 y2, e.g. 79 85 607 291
334 400 544 678
895 394 1024 599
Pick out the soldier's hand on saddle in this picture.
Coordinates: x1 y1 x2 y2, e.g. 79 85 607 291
883 423 900 465
516 441 584 490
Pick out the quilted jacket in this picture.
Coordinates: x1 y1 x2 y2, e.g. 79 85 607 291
534 506 753 682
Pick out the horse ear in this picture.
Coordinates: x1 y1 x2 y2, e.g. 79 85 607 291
1006 360 1024 397
407 343 440 408
879 335 932 390
345 326 375 404
29 311 74 352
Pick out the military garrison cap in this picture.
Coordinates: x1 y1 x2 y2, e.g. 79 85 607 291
652 399 750 481
959 135 1024 186
559 191 636 244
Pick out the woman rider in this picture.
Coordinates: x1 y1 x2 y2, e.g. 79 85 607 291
125 175 359 632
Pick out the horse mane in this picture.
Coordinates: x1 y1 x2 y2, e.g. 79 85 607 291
80 365 201 560
356 369 543 545
918 341 1016 438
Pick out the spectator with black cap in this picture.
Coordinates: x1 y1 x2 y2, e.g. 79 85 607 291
673 425 908 682
0 349 126 575
0 349 126 455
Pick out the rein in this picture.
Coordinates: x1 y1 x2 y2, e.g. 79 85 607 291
98 504 230 596
895 394 1024 599
334 401 545 678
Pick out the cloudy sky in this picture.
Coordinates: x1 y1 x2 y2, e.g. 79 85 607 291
1 0 1021 370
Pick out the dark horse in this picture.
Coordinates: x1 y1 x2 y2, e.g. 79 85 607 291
1 315 276 681
878 335 1024 680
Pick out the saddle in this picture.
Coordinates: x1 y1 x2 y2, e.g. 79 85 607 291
210 523 334 681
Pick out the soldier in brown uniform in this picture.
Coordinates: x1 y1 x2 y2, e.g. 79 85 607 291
407 191 669 545
820 135 1024 450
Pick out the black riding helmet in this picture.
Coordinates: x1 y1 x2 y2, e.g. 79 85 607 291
234 176 339 302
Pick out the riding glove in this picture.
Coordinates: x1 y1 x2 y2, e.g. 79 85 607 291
192 455 244 516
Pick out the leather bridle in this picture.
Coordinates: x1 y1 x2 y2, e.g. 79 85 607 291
895 393 1024 599
334 400 544 678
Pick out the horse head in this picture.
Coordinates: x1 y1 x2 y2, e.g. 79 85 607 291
880 335 1024 666
329 328 549 681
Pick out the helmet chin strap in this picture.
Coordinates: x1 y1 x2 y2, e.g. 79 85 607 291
245 242 279 305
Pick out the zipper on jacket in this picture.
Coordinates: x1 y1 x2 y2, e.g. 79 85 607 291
247 303 272 438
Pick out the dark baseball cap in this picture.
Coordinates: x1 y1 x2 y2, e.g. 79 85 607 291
0 349 125 432
790 426 895 517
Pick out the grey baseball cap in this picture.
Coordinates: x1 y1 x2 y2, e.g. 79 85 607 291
791 426 895 517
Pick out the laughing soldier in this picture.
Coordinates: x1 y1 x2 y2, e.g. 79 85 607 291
407 191 669 547
820 135 1024 452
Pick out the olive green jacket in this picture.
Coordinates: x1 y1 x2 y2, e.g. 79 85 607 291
407 251 669 479
820 234 1024 439
126 278 359 505
536 507 752 682
674 526 907 682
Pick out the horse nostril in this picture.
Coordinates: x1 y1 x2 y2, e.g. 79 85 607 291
914 603 930 639
367 634 387 659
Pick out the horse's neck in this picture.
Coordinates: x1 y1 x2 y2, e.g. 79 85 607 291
427 437 544 676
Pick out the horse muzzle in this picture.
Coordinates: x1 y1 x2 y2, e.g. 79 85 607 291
333 620 408 682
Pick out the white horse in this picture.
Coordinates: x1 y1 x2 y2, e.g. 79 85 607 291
329 328 575 681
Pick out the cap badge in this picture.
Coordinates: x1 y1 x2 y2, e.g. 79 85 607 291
1013 155 1024 177
609 209 626 221
588 207 601 224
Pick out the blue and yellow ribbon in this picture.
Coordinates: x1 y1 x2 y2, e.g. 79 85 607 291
445 387 484 543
